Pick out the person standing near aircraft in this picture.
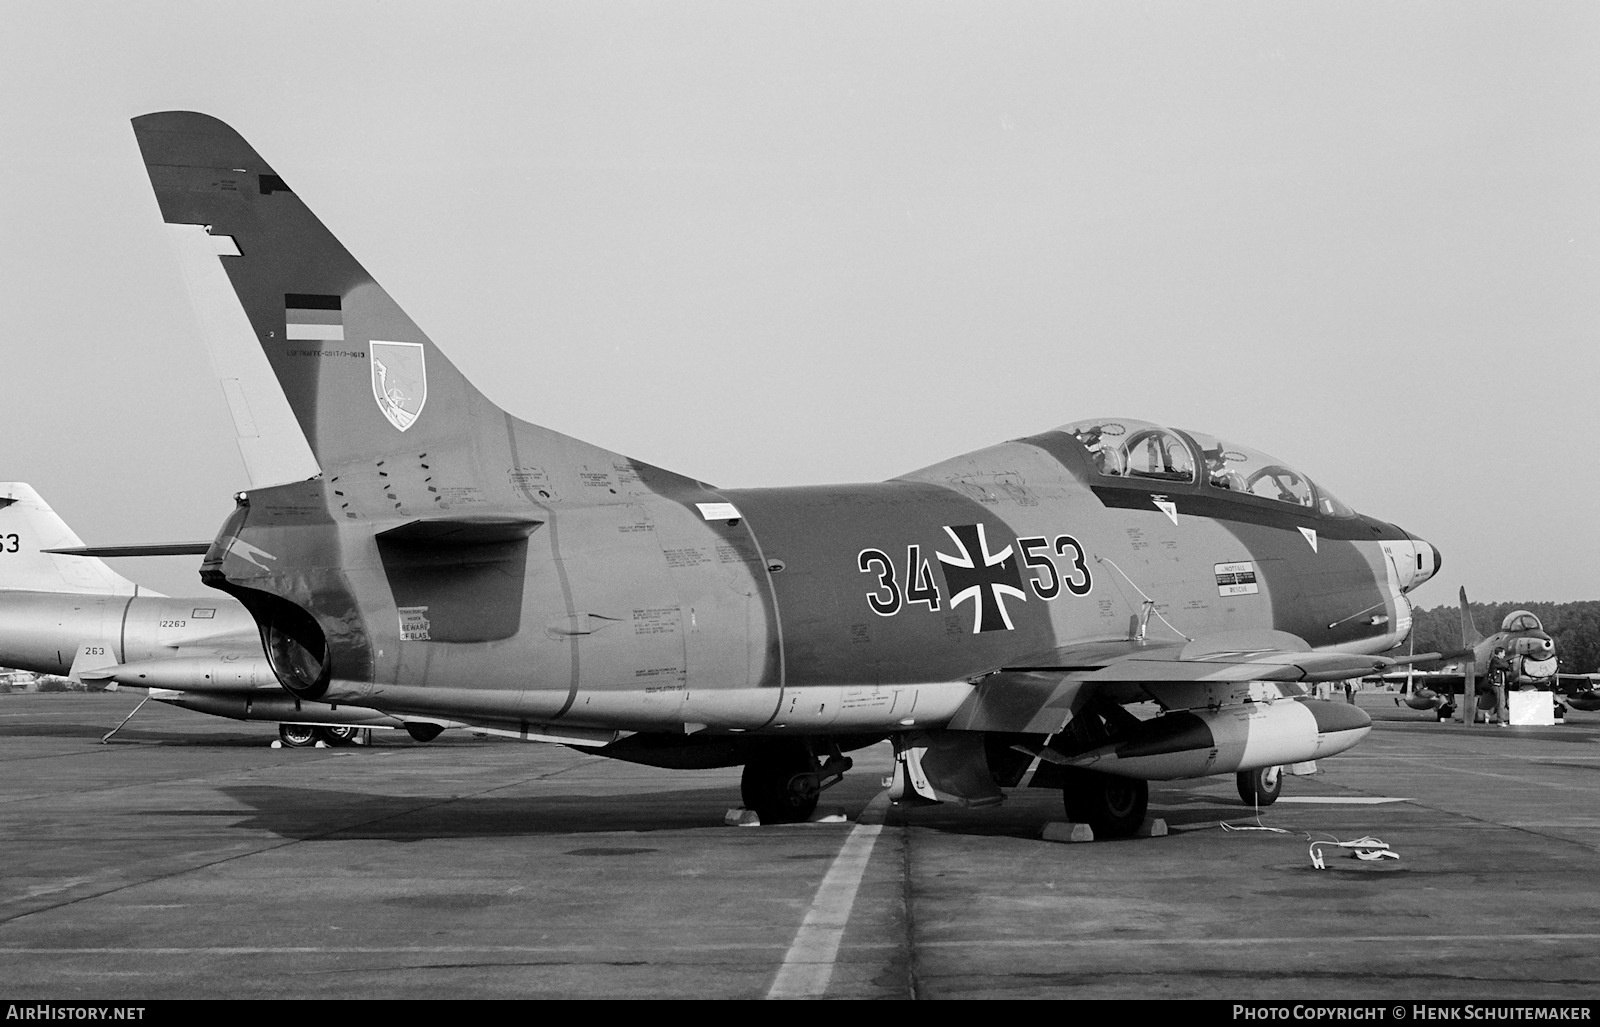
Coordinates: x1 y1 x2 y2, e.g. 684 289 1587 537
1488 646 1512 726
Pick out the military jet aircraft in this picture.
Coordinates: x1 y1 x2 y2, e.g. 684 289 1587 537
129 111 1442 834
0 482 441 746
1386 588 1597 719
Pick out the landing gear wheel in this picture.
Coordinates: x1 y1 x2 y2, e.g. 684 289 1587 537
1061 770 1148 838
741 749 821 824
278 724 318 748
1236 765 1283 807
405 722 444 743
318 726 359 747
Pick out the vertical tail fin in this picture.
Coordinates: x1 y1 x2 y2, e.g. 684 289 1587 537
133 111 492 472
0 484 149 596
133 109 709 530
1458 586 1483 648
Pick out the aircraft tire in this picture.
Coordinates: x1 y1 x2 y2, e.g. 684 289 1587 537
405 723 444 743
318 726 359 747
278 724 318 748
740 749 821 824
1061 770 1148 838
1235 765 1283 807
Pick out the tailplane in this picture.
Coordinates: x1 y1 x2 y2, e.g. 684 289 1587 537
0 484 150 596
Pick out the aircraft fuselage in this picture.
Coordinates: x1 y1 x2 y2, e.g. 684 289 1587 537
0 591 257 677
204 424 1427 738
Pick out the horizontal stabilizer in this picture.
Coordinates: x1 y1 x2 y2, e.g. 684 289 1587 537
45 542 211 558
375 516 544 545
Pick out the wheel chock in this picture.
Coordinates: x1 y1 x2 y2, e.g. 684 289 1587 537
724 808 761 827
1135 818 1168 838
270 740 283 749
1041 821 1095 843
812 810 848 824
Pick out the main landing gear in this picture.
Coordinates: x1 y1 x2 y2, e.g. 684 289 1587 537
277 724 360 748
739 743 853 824
1060 768 1149 838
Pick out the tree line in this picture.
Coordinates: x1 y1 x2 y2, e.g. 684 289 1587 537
1407 600 1600 674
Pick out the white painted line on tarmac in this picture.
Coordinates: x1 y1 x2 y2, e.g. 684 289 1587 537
1371 758 1600 796
1275 796 1413 804
766 793 890 999
1151 797 1411 811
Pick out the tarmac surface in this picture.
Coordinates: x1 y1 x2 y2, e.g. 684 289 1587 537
2 690 1598 1001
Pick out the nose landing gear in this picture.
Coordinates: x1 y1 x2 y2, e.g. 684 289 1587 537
1236 765 1283 807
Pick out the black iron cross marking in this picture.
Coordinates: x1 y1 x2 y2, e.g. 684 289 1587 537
936 524 1027 633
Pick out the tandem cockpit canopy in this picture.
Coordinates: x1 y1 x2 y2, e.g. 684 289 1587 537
1059 418 1357 518
1502 610 1544 633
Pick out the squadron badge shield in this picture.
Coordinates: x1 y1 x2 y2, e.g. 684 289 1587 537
371 341 427 431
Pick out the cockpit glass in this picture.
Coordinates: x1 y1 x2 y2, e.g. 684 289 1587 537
1502 611 1543 633
1060 419 1195 484
1058 420 1355 516
1182 429 1350 514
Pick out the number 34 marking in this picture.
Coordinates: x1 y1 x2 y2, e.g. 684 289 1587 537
858 534 1091 618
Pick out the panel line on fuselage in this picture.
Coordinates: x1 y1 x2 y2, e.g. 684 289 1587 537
505 412 577 717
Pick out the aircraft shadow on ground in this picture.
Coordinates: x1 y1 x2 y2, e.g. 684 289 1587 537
886 787 1263 840
0 721 285 746
210 782 1244 843
214 783 779 841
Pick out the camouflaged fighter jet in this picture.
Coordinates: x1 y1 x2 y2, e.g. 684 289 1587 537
131 111 1441 834
1383 588 1599 719
0 482 433 746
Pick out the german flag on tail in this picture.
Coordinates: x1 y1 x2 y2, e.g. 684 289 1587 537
285 294 342 341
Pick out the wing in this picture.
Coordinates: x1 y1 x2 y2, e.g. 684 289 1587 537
1363 669 1473 691
949 629 1422 733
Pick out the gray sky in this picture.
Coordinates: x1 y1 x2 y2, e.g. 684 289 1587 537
2 1 1596 604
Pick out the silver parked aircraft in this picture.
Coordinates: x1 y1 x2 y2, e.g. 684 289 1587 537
0 482 438 745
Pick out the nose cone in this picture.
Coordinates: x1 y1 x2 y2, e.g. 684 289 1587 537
1399 534 1441 593
1306 698 1373 757
1308 698 1373 734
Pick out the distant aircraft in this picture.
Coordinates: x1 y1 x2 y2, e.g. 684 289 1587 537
129 111 1442 833
0 482 441 746
1386 588 1594 719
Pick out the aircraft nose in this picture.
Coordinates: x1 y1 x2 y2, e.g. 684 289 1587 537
1398 534 1441 592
